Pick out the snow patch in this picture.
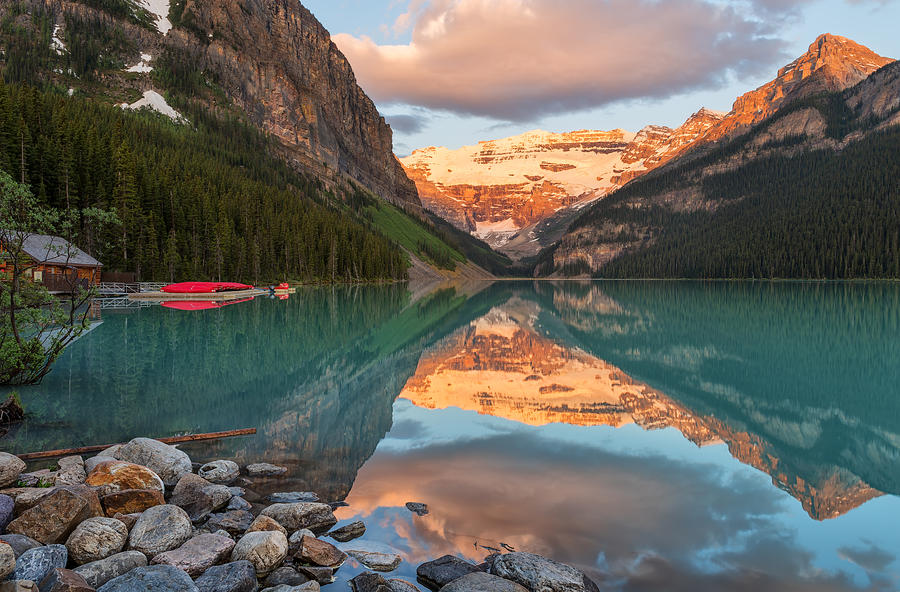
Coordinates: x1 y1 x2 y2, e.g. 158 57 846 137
126 53 154 73
140 0 172 35
121 90 186 123
51 25 66 55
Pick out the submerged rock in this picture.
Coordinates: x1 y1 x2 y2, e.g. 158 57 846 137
416 555 481 591
195 560 258 592
490 552 599 592
113 438 192 487
198 461 240 485
96 564 199 592
404 503 428 517
73 551 148 588
128 505 193 558
65 517 128 564
245 464 287 478
328 521 365 543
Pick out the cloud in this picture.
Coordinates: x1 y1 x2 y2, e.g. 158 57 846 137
333 0 798 121
385 113 429 134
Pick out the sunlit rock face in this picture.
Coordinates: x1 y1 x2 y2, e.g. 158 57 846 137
397 298 883 520
401 114 723 256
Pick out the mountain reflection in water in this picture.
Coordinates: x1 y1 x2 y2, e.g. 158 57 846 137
2 281 898 590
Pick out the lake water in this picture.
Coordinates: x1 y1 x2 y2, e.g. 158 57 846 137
2 281 899 590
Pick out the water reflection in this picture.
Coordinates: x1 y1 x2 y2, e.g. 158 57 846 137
1 281 898 589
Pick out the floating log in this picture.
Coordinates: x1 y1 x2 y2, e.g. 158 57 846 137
16 428 257 461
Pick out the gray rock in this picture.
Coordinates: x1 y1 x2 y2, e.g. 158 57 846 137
73 551 148 588
350 572 391 592
83 457 116 475
404 503 428 517
169 474 232 523
264 492 318 504
328 520 366 543
262 584 318 592
195 560 258 592
13 545 67 583
293 566 333 585
151 533 235 577
128 505 193 558
36 568 93 592
0 535 42 558
415 555 480 591
65 517 129 565
263 566 308 587
113 439 192 488
54 457 87 487
0 494 15 532
0 454 26 489
259 504 336 534
198 461 240 485
0 542 14 579
226 497 251 512
441 572 529 592
490 552 598 592
287 530 315 556
387 580 421 592
227 488 246 498
346 549 401 572
230 531 288 577
0 581 38 591
96 564 199 592
244 464 287 478
205 511 254 537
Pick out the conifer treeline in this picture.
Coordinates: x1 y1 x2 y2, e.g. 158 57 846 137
0 81 408 283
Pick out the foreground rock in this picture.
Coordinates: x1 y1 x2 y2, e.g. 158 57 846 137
54 457 87 487
387 580 420 592
113 439 192 487
328 521 365 543
350 572 391 592
205 511 254 537
416 555 481 591
37 568 93 592
97 564 199 592
0 494 14 531
265 492 318 504
128 505 192 558
73 551 147 588
194 560 258 592
230 531 288 577
246 515 287 537
259 503 336 534
65 517 128 564
0 542 14 579
7 487 102 544
169 474 231 522
100 489 164 516
13 545 67 583
295 535 346 568
151 533 235 577
442 572 529 592
0 535 41 558
85 461 164 495
197 461 240 485
490 552 599 592
0 453 26 488
264 566 309 587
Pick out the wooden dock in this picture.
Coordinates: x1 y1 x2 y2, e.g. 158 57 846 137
128 289 266 301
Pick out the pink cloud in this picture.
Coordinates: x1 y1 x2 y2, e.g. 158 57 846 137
332 0 789 120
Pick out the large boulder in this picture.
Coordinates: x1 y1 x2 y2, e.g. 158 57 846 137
295 535 346 568
100 489 165 517
151 533 235 577
230 531 288 577
0 542 14 579
54 457 87 487
416 555 481 591
0 453 25 488
73 551 147 588
65 517 128 565
128 505 193 558
113 439 191 488
96 564 199 592
83 457 116 475
194 560 257 592
441 572 529 592
37 568 93 592
197 462 240 485
0 535 42 558
9 489 56 515
85 461 164 495
12 545 68 583
490 553 598 592
168 474 231 523
259 504 336 534
7 487 102 544
0 494 14 532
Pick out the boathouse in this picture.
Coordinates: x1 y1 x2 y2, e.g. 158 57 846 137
0 232 103 292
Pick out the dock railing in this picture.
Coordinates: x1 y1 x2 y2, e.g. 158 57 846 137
97 282 167 296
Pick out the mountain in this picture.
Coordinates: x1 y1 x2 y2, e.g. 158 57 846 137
0 0 497 280
401 109 726 259
403 34 894 264
541 35 899 278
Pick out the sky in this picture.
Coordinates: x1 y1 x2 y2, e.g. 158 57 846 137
303 0 900 156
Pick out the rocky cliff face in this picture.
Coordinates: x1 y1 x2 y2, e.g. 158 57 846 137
402 111 724 258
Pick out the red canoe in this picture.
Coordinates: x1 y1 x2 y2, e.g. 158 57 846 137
162 298 254 311
160 282 254 294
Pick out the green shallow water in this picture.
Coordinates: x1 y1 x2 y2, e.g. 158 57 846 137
2 281 899 590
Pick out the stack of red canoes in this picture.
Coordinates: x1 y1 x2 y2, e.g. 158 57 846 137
160 282 254 294
162 298 254 311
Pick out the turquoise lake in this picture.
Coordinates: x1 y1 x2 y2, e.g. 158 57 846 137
2 281 899 590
